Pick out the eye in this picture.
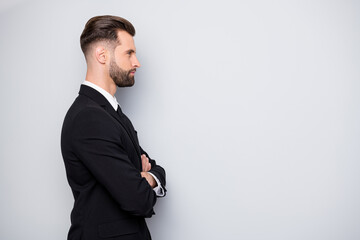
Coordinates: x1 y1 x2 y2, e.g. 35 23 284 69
126 50 136 56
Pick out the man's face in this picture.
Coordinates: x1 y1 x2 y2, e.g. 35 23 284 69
109 30 140 87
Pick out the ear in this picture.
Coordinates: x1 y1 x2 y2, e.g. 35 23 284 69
94 46 107 64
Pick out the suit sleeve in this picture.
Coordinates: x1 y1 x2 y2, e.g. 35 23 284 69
71 107 156 218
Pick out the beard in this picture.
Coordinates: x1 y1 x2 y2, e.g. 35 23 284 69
109 59 135 88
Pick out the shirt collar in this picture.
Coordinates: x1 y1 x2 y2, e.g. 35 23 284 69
82 80 119 111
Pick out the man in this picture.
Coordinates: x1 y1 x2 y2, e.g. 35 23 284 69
61 15 166 240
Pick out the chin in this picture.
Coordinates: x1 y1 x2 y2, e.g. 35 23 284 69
118 81 135 88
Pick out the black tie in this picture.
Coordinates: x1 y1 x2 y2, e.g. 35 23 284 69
116 105 123 116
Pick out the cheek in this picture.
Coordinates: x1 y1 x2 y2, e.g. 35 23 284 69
115 55 131 69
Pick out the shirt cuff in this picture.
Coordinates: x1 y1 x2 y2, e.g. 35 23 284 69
148 172 165 197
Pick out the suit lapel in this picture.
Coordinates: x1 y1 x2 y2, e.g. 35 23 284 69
79 85 142 158
108 107 142 157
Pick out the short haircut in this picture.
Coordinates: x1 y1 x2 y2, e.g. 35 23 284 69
80 15 136 55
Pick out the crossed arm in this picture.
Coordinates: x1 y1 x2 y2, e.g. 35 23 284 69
140 148 166 196
69 107 166 217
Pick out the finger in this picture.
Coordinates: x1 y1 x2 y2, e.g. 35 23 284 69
142 157 147 172
142 156 150 172
144 160 150 172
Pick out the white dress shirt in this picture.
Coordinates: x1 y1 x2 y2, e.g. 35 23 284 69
82 80 165 197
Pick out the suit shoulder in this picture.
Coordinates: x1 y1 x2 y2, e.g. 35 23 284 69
64 95 102 120
61 95 118 138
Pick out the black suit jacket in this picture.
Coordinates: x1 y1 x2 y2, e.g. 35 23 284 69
61 85 166 240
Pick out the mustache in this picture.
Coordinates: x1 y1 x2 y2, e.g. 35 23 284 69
128 69 136 73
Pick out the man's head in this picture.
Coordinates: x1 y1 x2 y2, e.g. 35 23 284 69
80 15 140 88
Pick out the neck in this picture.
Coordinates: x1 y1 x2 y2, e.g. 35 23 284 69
85 70 117 96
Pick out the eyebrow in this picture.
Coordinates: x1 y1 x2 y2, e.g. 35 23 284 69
125 49 136 54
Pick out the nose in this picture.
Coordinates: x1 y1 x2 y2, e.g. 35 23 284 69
132 55 141 68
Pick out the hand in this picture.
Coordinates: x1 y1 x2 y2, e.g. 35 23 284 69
141 172 157 188
141 154 151 172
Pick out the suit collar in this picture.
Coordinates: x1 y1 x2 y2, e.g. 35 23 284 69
79 85 122 128
79 84 113 110
82 81 119 111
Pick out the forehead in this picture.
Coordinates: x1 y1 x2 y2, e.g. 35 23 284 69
116 30 135 49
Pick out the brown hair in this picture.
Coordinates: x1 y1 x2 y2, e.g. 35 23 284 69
80 15 136 55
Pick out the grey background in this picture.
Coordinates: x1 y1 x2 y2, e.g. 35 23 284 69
0 0 359 239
